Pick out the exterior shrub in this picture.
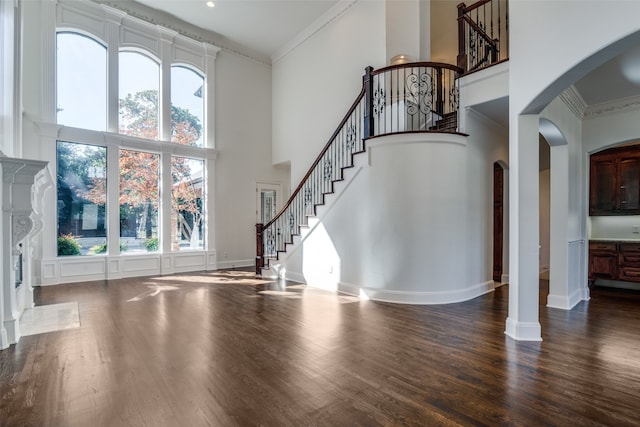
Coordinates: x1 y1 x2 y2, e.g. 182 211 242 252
57 234 81 256
143 237 159 252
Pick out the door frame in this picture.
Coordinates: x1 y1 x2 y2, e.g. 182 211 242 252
256 182 282 224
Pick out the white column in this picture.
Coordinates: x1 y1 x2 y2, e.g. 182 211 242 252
204 43 220 149
105 140 120 278
204 43 219 270
160 152 173 273
104 9 125 134
0 161 5 348
505 114 542 341
547 144 571 308
41 0 57 125
159 29 176 142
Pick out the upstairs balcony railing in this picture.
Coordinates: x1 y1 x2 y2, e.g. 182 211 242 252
457 0 509 74
369 63 461 135
256 62 462 275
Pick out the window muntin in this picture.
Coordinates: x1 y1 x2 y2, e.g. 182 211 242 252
171 66 204 147
119 149 159 253
56 32 107 131
57 141 107 256
54 21 211 260
171 157 204 251
119 51 160 140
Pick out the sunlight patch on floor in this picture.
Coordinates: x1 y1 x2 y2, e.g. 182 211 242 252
20 302 80 336
150 272 270 286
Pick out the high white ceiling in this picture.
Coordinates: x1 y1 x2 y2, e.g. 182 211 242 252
133 0 338 57
574 45 640 105
124 0 640 122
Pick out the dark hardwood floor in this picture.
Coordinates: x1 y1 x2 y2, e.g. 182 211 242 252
1 271 639 426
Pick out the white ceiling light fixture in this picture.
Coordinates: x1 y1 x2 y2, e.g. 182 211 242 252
206 1 215 8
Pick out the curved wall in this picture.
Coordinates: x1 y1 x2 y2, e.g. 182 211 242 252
275 132 502 304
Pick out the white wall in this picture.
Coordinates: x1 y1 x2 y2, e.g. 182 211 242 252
538 96 587 310
272 130 507 304
463 109 509 289
510 1 640 115
215 51 289 268
1 0 17 157
272 0 386 185
505 1 640 340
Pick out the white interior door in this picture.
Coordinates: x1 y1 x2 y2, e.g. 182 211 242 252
256 182 281 224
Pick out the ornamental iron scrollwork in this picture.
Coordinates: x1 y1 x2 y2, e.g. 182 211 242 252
289 213 296 234
373 87 385 116
405 71 434 117
449 85 459 111
345 124 357 152
304 187 313 206
468 21 486 67
468 26 476 65
323 159 332 182
265 230 275 254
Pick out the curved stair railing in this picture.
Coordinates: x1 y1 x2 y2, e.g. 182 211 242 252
457 0 509 74
256 62 462 276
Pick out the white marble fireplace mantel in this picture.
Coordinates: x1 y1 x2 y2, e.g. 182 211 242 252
0 154 49 349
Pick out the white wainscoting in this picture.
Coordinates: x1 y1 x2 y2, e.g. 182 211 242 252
40 250 217 285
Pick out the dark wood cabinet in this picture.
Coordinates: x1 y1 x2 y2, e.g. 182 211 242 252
588 242 617 281
589 241 640 284
590 146 640 215
618 243 640 282
618 156 640 212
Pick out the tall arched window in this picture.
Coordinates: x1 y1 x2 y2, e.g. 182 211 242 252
53 12 212 263
171 65 205 147
119 51 160 140
56 32 107 131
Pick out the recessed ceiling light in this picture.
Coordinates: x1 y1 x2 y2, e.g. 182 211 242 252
206 1 215 7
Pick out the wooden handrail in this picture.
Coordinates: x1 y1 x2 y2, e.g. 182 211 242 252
263 62 460 232
262 86 366 231
257 62 462 274
459 0 494 14
457 0 508 74
373 61 463 77
459 14 498 49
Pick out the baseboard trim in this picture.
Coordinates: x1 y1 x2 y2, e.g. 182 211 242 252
505 317 542 341
546 287 584 310
216 259 253 270
338 280 495 305
501 273 509 285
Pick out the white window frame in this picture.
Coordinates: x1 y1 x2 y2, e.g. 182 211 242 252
38 0 220 284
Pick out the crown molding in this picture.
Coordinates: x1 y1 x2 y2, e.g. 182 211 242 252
271 0 359 64
89 0 271 66
558 85 587 119
559 85 640 120
583 94 640 119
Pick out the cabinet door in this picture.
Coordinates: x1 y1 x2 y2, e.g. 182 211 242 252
618 156 640 212
590 157 616 214
589 253 617 279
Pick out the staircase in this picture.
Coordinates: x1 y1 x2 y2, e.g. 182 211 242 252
256 0 510 278
256 63 462 277
430 111 458 132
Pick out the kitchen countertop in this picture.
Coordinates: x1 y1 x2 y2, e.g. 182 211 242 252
589 238 640 242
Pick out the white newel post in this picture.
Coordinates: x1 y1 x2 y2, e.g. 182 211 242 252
0 155 48 349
